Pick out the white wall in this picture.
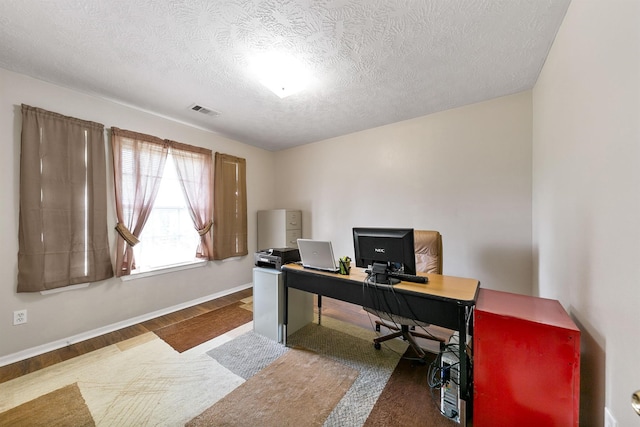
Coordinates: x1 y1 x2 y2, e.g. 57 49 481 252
274 92 533 294
533 1 640 425
0 68 276 361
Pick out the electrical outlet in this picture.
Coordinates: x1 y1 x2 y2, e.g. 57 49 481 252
13 309 27 325
604 407 617 427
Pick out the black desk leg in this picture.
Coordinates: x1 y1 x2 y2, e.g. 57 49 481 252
459 306 469 424
318 295 322 325
283 272 288 346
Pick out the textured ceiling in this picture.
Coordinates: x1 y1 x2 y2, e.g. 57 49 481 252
0 0 570 151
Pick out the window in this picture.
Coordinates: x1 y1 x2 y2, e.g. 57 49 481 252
111 128 214 277
131 154 200 271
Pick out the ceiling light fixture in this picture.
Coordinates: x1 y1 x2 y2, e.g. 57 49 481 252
249 52 314 99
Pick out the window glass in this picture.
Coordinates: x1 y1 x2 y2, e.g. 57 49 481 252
132 153 199 271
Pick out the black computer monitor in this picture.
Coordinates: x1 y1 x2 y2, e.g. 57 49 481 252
352 227 416 284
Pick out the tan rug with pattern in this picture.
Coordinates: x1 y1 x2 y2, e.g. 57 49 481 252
154 301 253 352
187 348 358 427
0 383 94 427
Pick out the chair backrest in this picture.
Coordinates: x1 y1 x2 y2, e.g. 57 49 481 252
414 230 442 274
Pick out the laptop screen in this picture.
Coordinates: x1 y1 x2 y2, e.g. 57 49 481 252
297 239 339 272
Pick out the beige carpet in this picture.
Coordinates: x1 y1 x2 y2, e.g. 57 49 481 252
187 348 358 427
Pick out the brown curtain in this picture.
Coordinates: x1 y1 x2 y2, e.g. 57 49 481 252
213 152 248 259
111 128 168 276
18 105 113 292
170 140 214 260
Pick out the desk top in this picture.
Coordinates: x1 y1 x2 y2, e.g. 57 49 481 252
282 263 480 303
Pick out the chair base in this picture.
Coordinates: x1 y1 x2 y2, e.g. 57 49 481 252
372 320 446 359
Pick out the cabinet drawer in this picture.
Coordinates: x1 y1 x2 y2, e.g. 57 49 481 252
286 229 302 247
286 211 301 230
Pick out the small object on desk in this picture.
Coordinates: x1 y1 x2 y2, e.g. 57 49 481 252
338 256 351 275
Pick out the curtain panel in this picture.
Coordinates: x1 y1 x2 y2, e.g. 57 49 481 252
18 105 113 292
111 128 168 276
169 140 214 260
213 152 248 260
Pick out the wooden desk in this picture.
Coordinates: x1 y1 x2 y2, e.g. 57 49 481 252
281 263 480 407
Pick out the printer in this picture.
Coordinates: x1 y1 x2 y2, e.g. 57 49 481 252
254 247 301 270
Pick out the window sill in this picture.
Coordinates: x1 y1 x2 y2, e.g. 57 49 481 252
121 259 208 282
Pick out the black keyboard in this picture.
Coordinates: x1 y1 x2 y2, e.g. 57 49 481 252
388 271 428 284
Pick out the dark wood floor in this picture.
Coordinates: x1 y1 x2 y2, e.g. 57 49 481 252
317 295 374 330
0 288 447 385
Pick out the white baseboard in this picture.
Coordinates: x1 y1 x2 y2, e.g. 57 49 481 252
0 283 253 368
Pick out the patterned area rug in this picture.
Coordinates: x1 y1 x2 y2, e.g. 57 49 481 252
0 331 248 426
188 348 359 427
0 383 94 427
0 299 457 426
364 347 460 427
204 316 408 426
154 301 253 352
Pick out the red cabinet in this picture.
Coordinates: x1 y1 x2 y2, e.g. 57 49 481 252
473 289 580 427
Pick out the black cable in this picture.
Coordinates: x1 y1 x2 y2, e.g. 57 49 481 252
362 272 428 359
426 348 462 419
361 276 407 358
427 327 469 422
364 271 405 327
363 268 466 370
376 273 443 343
427 353 443 388
368 273 418 328
362 269 448 359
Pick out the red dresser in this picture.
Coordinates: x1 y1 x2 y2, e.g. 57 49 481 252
473 289 580 427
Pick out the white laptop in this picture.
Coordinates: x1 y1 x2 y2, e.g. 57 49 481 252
297 239 340 273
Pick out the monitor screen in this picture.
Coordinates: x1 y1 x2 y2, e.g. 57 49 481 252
352 228 416 278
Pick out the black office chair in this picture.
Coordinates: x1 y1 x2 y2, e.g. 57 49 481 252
366 230 447 358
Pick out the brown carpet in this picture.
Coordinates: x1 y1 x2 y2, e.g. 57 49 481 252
0 383 95 427
364 348 459 427
154 302 253 352
187 348 359 427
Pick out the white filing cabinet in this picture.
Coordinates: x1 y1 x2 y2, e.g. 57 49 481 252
252 267 313 342
257 209 302 249
253 267 313 342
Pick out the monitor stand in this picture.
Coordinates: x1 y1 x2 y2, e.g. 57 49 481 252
368 262 400 285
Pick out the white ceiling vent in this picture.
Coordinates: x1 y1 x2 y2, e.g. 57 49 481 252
189 104 220 117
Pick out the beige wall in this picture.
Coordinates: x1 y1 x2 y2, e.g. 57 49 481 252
0 68 275 361
533 0 640 425
274 92 533 294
